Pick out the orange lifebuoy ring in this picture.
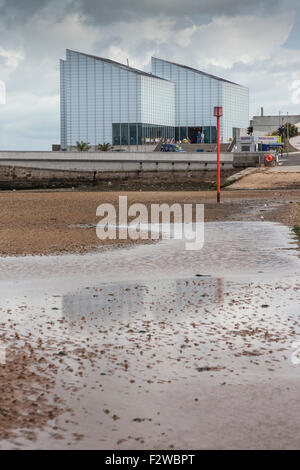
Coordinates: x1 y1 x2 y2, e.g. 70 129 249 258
265 154 274 163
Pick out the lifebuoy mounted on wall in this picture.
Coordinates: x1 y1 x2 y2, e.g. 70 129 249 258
265 154 274 163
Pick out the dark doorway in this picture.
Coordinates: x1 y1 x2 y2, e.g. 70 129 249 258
188 127 202 143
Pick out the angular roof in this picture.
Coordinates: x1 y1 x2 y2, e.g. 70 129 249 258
66 49 169 82
152 57 241 86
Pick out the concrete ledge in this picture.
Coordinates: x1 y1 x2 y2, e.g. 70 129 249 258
0 151 270 171
0 159 233 172
0 151 233 172
0 150 233 163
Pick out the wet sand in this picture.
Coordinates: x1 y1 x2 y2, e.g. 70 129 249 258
0 340 66 442
0 189 299 256
1 190 300 449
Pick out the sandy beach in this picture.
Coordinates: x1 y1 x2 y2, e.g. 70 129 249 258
0 189 299 256
0 188 300 449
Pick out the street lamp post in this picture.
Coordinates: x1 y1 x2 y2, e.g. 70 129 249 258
214 106 223 203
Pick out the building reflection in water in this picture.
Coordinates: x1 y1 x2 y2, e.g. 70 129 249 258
62 276 228 328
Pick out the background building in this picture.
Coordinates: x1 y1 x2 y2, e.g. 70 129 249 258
250 113 300 135
60 50 249 149
60 50 175 149
152 57 249 144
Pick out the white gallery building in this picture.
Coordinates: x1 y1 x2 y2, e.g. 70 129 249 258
60 49 249 149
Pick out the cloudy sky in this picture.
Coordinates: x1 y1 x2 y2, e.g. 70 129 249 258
0 0 300 149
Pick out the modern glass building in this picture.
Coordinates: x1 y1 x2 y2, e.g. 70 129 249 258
60 50 249 149
60 49 175 149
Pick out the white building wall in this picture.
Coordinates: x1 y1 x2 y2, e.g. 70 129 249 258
222 82 249 143
140 76 175 126
61 49 143 148
60 59 67 149
151 57 222 127
151 57 249 143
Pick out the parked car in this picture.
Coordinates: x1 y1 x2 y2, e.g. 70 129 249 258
160 143 184 152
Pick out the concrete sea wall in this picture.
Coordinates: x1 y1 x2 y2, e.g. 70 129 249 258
0 151 266 190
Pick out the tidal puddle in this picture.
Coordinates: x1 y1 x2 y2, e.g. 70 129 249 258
0 221 299 288
0 221 300 449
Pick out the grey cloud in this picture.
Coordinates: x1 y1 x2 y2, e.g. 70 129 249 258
0 0 73 26
0 0 298 151
93 36 123 52
73 0 283 24
0 0 285 27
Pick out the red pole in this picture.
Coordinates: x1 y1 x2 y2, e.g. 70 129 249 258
217 115 220 203
214 106 223 204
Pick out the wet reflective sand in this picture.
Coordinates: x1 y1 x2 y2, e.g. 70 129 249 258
1 222 300 449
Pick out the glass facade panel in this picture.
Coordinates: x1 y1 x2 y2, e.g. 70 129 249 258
175 125 217 143
112 123 120 145
180 127 187 140
112 123 175 145
130 124 137 145
121 123 129 145
203 126 211 144
137 124 142 145
211 126 217 143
